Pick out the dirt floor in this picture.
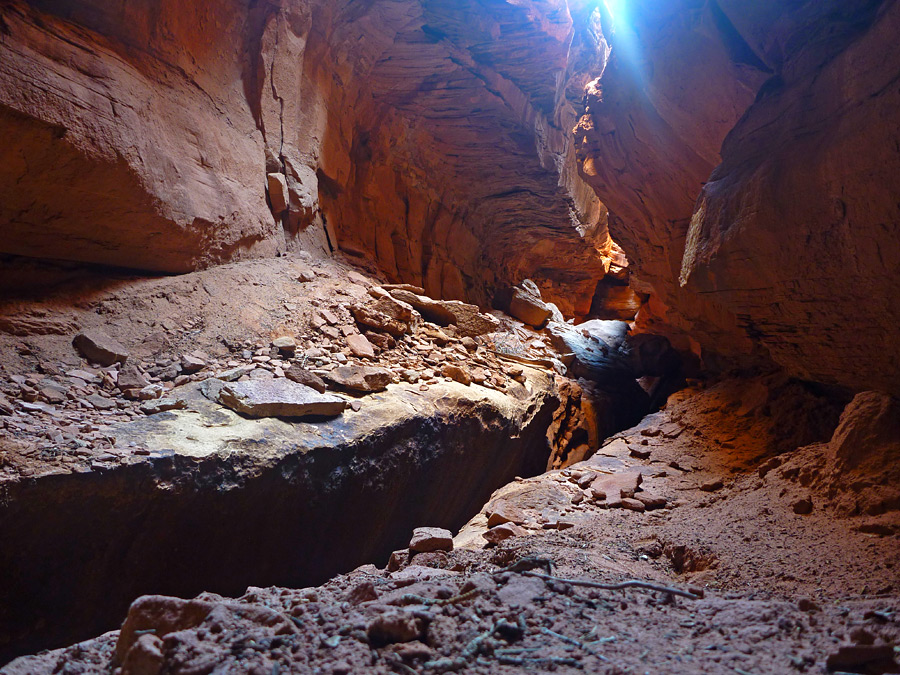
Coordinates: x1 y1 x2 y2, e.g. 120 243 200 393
1 254 899 674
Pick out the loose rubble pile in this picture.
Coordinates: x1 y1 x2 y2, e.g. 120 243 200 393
7 490 899 675
0 269 664 480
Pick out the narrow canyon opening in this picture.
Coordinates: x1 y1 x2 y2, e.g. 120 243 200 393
1 1 899 673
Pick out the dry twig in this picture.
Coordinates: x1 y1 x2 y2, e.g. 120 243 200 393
521 571 701 600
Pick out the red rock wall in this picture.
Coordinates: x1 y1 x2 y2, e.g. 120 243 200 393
0 0 613 316
575 0 900 393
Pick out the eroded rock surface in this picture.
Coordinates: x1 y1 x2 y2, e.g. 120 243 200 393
575 0 900 392
0 0 614 314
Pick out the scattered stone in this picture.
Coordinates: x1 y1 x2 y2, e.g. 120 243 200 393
507 280 552 327
117 363 150 392
487 502 527 527
367 610 422 646
320 326 340 339
121 633 165 675
347 581 378 605
659 422 683 438
797 598 820 612
483 522 527 545
590 471 642 505
324 365 392 394
387 289 499 337
365 332 395 350
793 497 814 515
138 384 164 401
634 493 667 510
296 268 316 283
409 527 453 553
319 309 339 325
216 366 254 382
349 400 362 412
350 294 418 337
700 479 724 492
86 393 117 410
387 550 409 573
0 393 13 416
271 336 297 355
219 380 346 418
441 364 471 385
139 398 186 415
284 365 327 393
629 445 652 460
73 329 129 366
66 369 98 383
621 497 646 512
180 354 206 373
825 644 896 672
345 334 375 358
199 378 226 402
461 336 477 351
379 283 425 294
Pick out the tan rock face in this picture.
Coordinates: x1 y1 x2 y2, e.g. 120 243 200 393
575 1 900 393
1 0 613 316
0 0 284 273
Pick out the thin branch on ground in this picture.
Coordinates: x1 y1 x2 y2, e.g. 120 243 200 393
520 571 702 600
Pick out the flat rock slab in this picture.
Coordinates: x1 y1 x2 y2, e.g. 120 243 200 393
219 379 346 418
73 329 129 366
324 365 392 393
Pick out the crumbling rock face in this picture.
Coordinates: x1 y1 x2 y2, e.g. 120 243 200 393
0 0 614 315
575 0 900 393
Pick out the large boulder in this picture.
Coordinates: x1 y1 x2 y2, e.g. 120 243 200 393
507 280 552 328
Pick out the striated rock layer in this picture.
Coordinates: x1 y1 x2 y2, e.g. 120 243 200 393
0 0 614 315
575 0 900 393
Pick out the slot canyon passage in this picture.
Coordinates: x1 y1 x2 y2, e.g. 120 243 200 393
0 0 899 672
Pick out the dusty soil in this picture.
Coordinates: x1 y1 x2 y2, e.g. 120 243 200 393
1 255 898 674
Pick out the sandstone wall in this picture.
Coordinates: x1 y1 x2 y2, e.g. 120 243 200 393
575 0 900 393
0 0 613 316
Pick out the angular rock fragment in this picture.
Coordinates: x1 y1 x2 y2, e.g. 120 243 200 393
73 329 129 366
387 289 499 337
507 279 552 327
367 610 422 646
139 398 187 415
487 502 527 527
350 304 407 338
266 172 288 214
590 471 642 506
86 393 117 410
634 493 667 510
117 363 150 393
271 336 296 355
219 380 346 418
409 527 453 553
345 334 375 358
825 644 897 672
621 497 646 512
350 293 419 337
324 365 391 394
284 365 327 393
441 364 471 385
483 522 527 545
